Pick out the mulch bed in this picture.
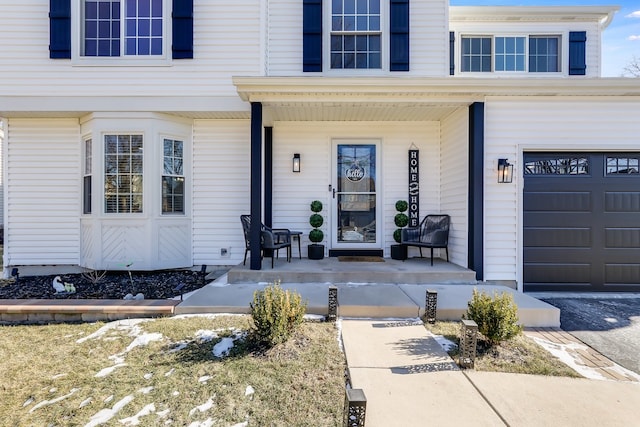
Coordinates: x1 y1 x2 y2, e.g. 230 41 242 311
0 269 224 300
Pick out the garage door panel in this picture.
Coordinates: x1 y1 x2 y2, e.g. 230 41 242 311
524 263 591 284
605 192 640 212
524 192 591 212
605 264 640 284
524 213 594 227
605 228 640 248
524 227 591 247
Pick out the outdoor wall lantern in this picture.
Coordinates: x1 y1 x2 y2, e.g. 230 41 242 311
497 158 514 183
293 153 301 172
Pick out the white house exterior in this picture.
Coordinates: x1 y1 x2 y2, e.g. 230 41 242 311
1 1 639 292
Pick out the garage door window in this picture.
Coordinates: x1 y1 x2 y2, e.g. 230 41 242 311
606 157 639 175
524 155 589 175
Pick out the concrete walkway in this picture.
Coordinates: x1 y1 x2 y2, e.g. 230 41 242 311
341 319 640 427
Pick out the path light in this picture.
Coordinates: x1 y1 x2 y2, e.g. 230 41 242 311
425 289 437 324
459 319 478 369
343 388 366 427
497 158 514 183
328 286 338 322
293 153 301 172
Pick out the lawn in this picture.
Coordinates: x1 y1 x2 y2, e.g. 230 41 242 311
0 315 346 426
425 321 581 377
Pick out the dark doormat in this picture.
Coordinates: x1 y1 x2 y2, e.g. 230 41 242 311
338 256 385 262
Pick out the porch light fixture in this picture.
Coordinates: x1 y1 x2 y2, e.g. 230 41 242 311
497 158 514 183
292 153 301 172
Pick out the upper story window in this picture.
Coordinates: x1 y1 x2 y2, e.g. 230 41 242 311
461 34 561 73
529 36 560 73
83 0 164 57
330 0 382 69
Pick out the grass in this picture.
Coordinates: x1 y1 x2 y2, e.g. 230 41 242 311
0 315 346 426
425 321 581 377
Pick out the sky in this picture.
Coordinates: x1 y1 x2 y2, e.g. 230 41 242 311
450 0 640 77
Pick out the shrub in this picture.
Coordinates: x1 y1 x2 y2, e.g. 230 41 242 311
393 200 409 243
250 280 307 347
465 289 523 345
309 200 324 243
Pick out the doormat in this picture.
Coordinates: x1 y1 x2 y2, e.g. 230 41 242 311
338 256 385 263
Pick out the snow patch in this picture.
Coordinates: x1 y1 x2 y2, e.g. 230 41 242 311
119 403 155 425
95 363 127 378
230 422 248 427
189 397 214 416
85 395 134 427
79 398 93 408
125 333 163 353
212 337 235 358
143 373 153 380
164 368 175 377
195 330 219 342
431 334 458 353
198 375 212 383
138 386 154 394
29 388 80 413
244 386 254 397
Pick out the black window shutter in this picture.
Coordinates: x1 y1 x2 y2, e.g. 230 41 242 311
390 0 409 71
449 31 455 75
49 0 71 59
303 0 323 72
173 0 194 59
568 31 586 75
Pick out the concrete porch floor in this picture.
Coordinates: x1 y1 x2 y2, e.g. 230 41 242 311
227 256 478 284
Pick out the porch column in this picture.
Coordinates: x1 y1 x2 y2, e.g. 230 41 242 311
250 102 263 270
264 127 273 228
468 102 484 280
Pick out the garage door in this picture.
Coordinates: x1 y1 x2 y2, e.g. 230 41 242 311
523 153 640 292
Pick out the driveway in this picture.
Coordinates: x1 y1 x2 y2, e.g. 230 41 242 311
538 295 640 375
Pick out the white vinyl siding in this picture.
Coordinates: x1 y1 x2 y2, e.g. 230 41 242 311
0 1 261 100
4 119 81 266
484 98 640 287
192 120 250 265
440 107 468 267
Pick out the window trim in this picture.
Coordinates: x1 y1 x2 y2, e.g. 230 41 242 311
161 137 185 215
323 0 390 74
71 0 172 66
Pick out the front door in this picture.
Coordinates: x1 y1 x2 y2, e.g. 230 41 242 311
332 141 380 249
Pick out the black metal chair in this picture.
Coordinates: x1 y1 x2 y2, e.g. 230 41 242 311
240 214 292 267
401 214 450 265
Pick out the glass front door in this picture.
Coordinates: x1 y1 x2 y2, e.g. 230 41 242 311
332 142 379 248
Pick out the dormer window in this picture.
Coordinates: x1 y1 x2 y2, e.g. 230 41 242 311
330 0 382 69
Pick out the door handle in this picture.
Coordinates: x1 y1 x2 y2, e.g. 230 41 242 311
333 188 336 199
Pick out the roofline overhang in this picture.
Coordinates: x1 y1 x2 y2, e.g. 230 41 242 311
233 76 640 104
449 6 619 29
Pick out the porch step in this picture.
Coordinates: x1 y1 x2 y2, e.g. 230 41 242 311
227 257 477 285
175 280 561 327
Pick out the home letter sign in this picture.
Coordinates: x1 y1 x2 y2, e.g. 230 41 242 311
408 149 419 227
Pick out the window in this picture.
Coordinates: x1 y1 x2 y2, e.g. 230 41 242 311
162 138 185 214
83 139 92 214
607 157 639 175
529 36 559 72
524 156 589 175
330 0 381 69
461 36 492 72
104 134 143 213
83 0 164 57
460 35 562 73
495 37 525 72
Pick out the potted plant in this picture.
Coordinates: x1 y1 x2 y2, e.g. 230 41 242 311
391 200 408 260
308 200 325 260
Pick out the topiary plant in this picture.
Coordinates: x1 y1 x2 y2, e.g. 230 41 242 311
393 200 409 243
464 289 523 346
309 200 324 243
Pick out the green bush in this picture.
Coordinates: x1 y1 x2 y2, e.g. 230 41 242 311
309 213 324 228
465 289 523 345
393 200 409 243
250 281 307 347
395 200 408 212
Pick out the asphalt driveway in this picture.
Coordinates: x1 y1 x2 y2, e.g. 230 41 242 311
539 295 640 375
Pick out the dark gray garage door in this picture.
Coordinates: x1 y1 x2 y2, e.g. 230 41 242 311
523 153 640 292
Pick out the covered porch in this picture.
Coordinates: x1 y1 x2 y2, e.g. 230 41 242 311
233 77 486 277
